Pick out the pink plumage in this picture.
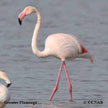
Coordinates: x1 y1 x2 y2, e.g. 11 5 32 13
18 6 93 101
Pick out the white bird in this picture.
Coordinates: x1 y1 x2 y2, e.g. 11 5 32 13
18 6 93 101
0 71 12 108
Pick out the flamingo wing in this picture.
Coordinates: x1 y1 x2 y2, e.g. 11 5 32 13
45 33 81 60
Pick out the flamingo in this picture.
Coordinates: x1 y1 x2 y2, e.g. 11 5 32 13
18 6 93 101
0 71 12 108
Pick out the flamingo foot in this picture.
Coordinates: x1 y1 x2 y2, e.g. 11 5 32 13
63 61 72 101
49 86 58 101
49 61 63 101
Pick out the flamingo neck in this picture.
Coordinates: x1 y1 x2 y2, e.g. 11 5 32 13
31 9 48 57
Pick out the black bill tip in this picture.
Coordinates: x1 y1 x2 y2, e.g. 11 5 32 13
7 82 12 88
18 18 22 25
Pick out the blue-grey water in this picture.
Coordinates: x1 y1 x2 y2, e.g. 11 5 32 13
0 0 108 108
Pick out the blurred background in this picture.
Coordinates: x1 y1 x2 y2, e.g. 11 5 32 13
0 0 108 107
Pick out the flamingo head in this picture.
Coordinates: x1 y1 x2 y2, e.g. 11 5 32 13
0 71 12 88
18 6 36 25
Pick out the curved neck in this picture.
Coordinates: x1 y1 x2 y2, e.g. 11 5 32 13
31 9 48 57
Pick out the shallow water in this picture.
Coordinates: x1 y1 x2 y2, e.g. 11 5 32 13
0 0 108 108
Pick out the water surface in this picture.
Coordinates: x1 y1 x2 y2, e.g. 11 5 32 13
0 0 108 108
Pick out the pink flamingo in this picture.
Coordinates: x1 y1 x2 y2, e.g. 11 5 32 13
18 6 93 101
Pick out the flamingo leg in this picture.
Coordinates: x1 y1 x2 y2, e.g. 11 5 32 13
63 61 72 101
49 61 63 101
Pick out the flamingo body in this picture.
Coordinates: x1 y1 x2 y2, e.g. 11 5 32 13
45 33 81 60
18 6 93 101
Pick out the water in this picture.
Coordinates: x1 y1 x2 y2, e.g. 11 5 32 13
0 0 108 108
